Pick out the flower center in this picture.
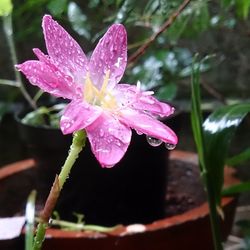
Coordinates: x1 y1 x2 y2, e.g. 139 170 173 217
83 70 117 110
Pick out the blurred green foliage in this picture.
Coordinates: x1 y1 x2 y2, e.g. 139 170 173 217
0 0 13 16
1 0 250 105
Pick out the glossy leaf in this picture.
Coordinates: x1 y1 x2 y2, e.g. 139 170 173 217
222 182 250 196
25 190 37 250
203 103 250 204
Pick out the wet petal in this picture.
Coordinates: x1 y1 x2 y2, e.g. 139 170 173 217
115 84 174 117
33 48 83 95
33 48 50 63
89 24 127 90
86 113 131 167
60 100 102 134
42 15 88 83
16 60 80 100
119 109 178 145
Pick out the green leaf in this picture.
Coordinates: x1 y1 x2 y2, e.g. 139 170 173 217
67 1 90 40
227 147 250 166
115 0 134 23
25 190 37 250
221 0 234 7
179 53 216 78
236 0 250 19
167 0 210 41
222 182 250 196
203 103 250 203
143 0 161 16
21 104 65 128
0 0 12 16
156 82 177 101
47 0 68 17
190 54 206 172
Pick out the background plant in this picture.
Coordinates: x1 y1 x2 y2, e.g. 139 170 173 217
2 0 250 116
191 55 250 250
1 0 250 247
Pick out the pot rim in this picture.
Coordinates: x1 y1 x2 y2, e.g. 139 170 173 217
0 150 239 239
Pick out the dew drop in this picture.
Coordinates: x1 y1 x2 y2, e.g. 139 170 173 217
65 75 73 82
99 128 104 137
146 136 162 147
105 165 114 168
165 143 176 150
135 129 143 135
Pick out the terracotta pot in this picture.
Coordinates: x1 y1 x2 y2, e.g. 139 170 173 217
0 150 239 250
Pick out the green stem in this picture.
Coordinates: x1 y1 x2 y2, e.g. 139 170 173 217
32 223 47 250
58 131 86 189
32 130 86 250
204 173 223 250
3 14 37 109
49 218 117 233
0 79 19 87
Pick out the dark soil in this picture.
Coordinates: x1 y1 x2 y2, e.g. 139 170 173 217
0 159 206 222
165 159 206 217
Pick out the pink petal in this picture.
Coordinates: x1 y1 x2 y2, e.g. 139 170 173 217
33 48 50 62
86 113 132 167
42 15 88 84
119 109 178 145
60 100 102 134
89 24 127 90
16 60 80 100
115 84 174 117
33 48 83 96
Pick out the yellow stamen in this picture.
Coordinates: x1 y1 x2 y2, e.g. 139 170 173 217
83 70 117 110
84 73 99 103
99 70 110 99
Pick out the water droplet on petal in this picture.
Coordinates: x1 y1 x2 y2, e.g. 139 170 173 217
65 75 73 82
99 128 104 137
165 143 176 150
146 136 162 147
135 129 143 135
106 165 114 168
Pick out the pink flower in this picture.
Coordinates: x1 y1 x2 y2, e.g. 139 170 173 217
16 15 178 167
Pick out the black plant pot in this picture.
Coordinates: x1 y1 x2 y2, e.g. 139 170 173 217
16 110 177 226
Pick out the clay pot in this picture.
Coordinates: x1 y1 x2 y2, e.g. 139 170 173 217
0 150 239 250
